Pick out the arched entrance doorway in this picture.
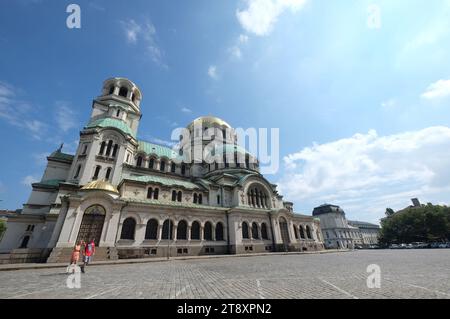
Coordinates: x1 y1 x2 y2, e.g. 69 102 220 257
77 205 106 246
279 217 290 251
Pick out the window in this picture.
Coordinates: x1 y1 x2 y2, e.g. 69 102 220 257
161 219 174 240
82 144 88 155
119 87 128 98
300 226 305 239
99 141 106 155
191 221 200 240
193 193 198 204
74 165 81 179
147 188 153 199
120 218 136 240
105 167 112 181
217 195 221 205
93 166 101 180
126 153 130 163
181 164 186 175
177 191 182 202
20 236 30 249
171 163 176 173
116 109 120 117
136 156 143 167
204 222 212 241
215 222 224 241
294 226 299 239
105 140 113 157
215 162 219 170
306 226 312 239
172 190 177 201
242 222 249 239
177 220 188 240
108 86 115 95
160 160 166 172
153 188 159 200
245 155 250 168
145 219 158 240
247 184 269 208
252 222 259 239
261 223 268 240
112 144 119 157
149 158 154 169
198 194 203 205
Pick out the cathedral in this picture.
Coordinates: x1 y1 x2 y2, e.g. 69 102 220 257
0 78 324 264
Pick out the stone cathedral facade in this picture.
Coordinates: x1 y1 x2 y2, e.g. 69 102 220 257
0 78 324 263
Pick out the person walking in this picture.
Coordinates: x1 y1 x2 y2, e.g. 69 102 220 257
81 239 95 273
67 240 83 273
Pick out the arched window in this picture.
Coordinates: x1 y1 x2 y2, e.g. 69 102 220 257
153 188 159 200
181 164 186 175
215 222 224 241
93 165 101 180
177 191 182 202
99 141 106 155
171 163 176 173
145 219 158 240
299 226 305 239
136 156 143 167
119 87 128 98
147 187 153 199
306 225 312 239
217 195 221 205
204 222 212 241
177 220 188 240
261 223 268 240
74 165 81 179
242 222 249 239
20 236 30 248
149 158 154 169
252 222 259 239
294 226 299 239
105 167 112 181
112 144 119 157
160 160 166 172
108 86 115 95
193 193 198 204
120 218 136 240
161 219 174 240
247 184 269 208
116 109 120 117
172 190 177 201
198 194 203 205
105 140 113 157
191 221 200 240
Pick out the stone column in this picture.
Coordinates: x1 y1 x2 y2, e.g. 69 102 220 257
173 225 178 242
157 224 162 241
212 225 216 241
135 223 146 245
200 226 204 241
187 225 191 241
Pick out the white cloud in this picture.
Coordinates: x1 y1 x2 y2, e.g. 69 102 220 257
181 107 192 113
239 34 249 43
230 46 242 59
55 101 77 132
208 65 218 79
236 0 307 36
381 98 396 109
278 126 450 223
120 19 166 68
21 175 39 187
421 79 450 100
228 34 249 60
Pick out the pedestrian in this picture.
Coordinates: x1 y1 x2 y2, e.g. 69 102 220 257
82 239 96 273
67 240 83 273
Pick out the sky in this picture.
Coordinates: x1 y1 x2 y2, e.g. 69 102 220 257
1 0 450 224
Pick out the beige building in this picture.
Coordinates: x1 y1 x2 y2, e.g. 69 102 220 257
0 78 324 264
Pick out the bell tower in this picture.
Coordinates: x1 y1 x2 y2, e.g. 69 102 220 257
67 78 143 186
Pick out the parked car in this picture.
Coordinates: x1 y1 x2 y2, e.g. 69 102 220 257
438 243 448 248
411 242 428 249
389 244 399 249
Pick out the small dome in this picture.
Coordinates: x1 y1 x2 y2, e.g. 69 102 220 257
81 180 119 194
187 116 232 129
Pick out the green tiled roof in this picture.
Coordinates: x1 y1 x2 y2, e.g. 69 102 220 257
32 179 65 188
48 151 74 162
122 198 228 211
137 141 184 160
122 174 200 190
86 118 135 138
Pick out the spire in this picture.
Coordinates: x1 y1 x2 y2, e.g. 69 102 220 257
57 143 64 153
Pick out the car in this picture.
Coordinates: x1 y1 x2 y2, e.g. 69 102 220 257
389 244 399 249
399 243 408 249
438 243 448 248
411 242 428 249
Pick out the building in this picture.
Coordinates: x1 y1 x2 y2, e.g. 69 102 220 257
0 77 324 264
313 204 380 249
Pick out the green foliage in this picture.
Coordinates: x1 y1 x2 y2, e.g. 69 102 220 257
379 204 450 245
0 219 6 239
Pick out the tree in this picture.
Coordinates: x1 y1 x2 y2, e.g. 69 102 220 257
0 219 6 240
379 204 450 245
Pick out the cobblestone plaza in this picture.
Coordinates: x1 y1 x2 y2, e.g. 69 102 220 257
1 250 450 299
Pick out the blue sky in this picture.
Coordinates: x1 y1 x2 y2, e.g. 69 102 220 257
1 0 450 224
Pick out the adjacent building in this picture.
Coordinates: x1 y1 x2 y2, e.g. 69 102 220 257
0 77 324 264
313 204 380 249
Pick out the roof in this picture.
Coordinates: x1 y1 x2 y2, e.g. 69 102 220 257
348 220 380 229
81 180 119 194
137 141 184 160
187 116 232 129
122 174 201 190
85 118 135 138
312 204 345 216
32 179 65 189
48 151 74 163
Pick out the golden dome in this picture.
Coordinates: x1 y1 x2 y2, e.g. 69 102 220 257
81 180 119 194
187 116 232 129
